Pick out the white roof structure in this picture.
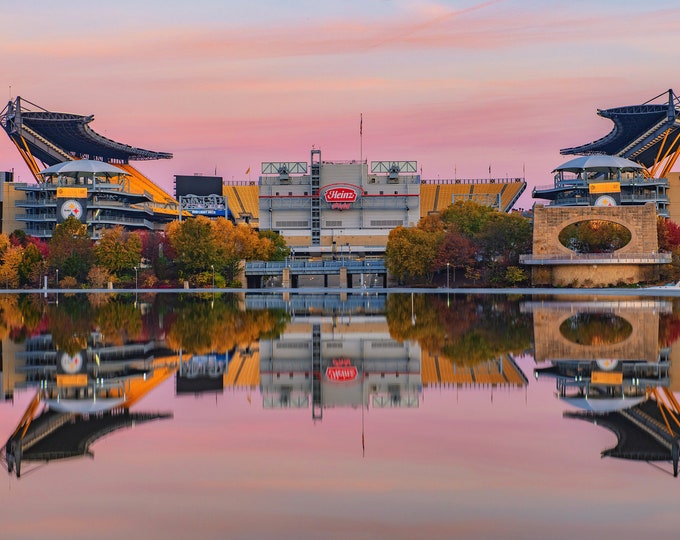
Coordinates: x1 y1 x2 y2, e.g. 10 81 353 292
552 155 644 173
40 159 129 177
45 397 126 414
560 395 646 412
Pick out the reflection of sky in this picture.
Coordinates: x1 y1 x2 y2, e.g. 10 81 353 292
1 355 678 539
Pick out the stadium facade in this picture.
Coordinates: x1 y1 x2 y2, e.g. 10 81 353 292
257 149 525 257
0 97 179 239
0 96 525 253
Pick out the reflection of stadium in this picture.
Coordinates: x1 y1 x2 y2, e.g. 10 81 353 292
528 298 680 476
259 316 421 418
1 332 178 477
528 299 672 404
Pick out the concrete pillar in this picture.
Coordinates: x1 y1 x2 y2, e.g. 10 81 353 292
282 267 291 289
339 267 348 289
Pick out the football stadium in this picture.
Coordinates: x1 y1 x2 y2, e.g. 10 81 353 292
0 96 525 256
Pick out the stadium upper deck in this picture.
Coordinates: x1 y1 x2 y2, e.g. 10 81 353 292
561 89 680 178
0 97 178 209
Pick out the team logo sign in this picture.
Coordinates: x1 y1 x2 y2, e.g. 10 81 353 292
59 351 86 374
60 199 84 220
594 195 617 207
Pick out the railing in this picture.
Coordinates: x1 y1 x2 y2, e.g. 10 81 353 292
246 258 386 275
520 252 672 265
422 177 523 185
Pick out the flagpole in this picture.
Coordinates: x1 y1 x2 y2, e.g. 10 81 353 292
360 113 363 184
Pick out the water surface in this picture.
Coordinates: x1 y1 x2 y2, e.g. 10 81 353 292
1 291 678 539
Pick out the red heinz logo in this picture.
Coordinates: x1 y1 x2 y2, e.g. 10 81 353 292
326 358 359 382
322 184 360 204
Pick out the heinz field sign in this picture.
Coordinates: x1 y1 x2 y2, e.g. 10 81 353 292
321 183 362 210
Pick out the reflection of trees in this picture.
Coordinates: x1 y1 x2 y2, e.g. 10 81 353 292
165 295 289 355
47 297 96 355
95 302 144 346
559 313 633 346
386 294 533 365
659 298 680 347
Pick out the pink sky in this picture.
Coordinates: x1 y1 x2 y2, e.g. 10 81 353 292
1 0 678 209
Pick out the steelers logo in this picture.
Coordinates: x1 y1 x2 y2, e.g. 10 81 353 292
60 352 84 374
61 199 83 220
594 195 616 207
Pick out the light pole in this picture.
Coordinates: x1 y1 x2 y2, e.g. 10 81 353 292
211 264 215 289
56 269 59 289
446 262 450 289
134 266 138 290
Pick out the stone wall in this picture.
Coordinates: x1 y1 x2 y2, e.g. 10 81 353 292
530 203 660 287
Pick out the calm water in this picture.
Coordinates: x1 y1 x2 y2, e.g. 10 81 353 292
1 291 679 539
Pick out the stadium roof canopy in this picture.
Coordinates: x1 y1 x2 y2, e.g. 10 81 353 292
40 159 130 177
0 96 172 167
552 155 644 173
560 89 680 170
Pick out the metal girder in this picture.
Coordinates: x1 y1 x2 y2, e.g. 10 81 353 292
371 161 417 174
261 162 307 175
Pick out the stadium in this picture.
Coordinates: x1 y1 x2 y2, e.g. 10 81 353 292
533 89 680 221
0 96 526 255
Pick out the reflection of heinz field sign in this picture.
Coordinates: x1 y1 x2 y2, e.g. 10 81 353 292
326 358 359 382
322 184 361 210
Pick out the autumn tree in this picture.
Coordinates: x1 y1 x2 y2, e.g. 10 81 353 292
18 242 45 287
431 228 476 283
440 200 498 237
167 216 277 285
258 230 290 261
386 226 443 283
0 245 23 288
166 216 217 277
47 217 94 282
94 226 142 276
657 217 680 282
658 217 680 252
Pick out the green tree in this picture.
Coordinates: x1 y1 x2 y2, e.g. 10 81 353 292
440 200 497 237
166 216 217 277
476 212 533 266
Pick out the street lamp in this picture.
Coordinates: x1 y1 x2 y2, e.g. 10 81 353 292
446 262 450 289
56 269 59 289
211 264 215 289
134 266 138 290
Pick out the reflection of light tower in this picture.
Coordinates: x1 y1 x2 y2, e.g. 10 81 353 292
411 292 416 326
